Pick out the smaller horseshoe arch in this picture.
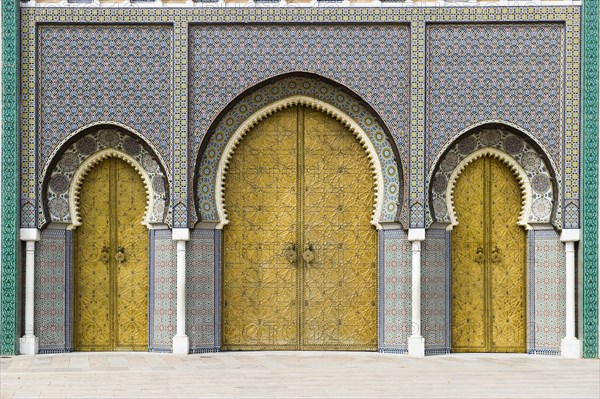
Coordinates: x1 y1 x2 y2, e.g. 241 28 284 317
446 148 532 230
42 126 170 228
429 126 558 229
215 95 385 229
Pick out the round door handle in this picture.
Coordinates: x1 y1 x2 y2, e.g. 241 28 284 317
115 246 126 263
475 246 484 264
100 246 110 264
284 244 297 263
303 245 315 263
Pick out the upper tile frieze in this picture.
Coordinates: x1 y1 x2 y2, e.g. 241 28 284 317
20 0 582 9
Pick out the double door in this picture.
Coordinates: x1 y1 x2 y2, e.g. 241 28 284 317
451 156 526 352
74 157 149 351
222 106 378 350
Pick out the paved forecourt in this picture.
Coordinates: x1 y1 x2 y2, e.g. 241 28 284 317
1 352 598 398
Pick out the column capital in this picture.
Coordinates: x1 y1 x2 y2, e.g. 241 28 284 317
172 228 190 241
19 228 40 242
560 229 580 242
407 228 426 242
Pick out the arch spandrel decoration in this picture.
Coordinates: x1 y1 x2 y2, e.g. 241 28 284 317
194 76 404 227
429 127 559 229
42 127 171 228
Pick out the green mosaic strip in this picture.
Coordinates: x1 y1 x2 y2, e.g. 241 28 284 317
1 0 19 356
582 0 599 359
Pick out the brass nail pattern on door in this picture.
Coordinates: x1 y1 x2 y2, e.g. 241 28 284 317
74 157 148 351
451 156 526 353
222 106 377 351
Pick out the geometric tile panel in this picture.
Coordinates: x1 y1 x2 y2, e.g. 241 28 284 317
189 26 411 213
528 230 566 355
426 24 564 174
37 24 173 179
34 229 72 353
429 127 561 229
194 75 404 226
422 229 450 354
379 229 411 353
149 230 177 352
187 229 219 352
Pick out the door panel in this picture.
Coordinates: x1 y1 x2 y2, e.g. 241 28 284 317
222 107 298 350
302 107 377 350
451 157 486 352
451 156 526 353
75 157 148 351
222 106 377 350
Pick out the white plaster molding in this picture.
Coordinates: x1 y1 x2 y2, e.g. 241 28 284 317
407 228 425 242
172 228 190 241
215 94 385 230
445 147 533 231
560 228 580 242
68 148 155 230
42 121 169 190
19 228 41 242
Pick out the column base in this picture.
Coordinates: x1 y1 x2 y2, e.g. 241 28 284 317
19 335 38 355
408 335 425 358
561 337 581 358
172 335 189 355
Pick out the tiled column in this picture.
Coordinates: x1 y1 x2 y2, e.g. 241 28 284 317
172 228 190 354
19 228 40 355
560 229 581 358
408 228 425 357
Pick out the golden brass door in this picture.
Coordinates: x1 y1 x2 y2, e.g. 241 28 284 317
222 106 377 351
74 157 149 351
451 156 526 353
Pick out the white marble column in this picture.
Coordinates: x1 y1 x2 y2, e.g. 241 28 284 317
19 228 41 355
408 228 426 357
560 229 581 358
172 228 190 354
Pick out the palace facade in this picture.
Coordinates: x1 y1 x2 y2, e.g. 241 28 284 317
0 0 598 358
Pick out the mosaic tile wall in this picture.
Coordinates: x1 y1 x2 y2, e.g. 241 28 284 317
37 24 173 200
422 229 450 353
379 229 412 353
35 229 71 353
186 229 220 352
528 229 566 355
149 230 177 352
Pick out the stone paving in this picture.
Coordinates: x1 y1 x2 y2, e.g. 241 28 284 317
1 352 598 398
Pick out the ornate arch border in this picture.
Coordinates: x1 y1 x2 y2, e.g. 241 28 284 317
445 147 533 230
41 125 171 228
428 124 559 229
214 95 385 229
68 149 154 229
194 75 403 227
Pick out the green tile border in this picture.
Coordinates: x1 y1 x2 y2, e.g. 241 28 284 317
1 0 19 356
582 0 599 359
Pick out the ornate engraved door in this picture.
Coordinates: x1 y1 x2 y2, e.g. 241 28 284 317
451 156 526 353
74 157 149 351
222 106 377 350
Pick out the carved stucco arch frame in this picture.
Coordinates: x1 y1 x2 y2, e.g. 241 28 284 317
446 147 533 231
215 95 385 230
41 120 169 186
68 148 155 230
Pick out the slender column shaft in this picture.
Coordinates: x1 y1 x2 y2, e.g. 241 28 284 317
565 241 576 339
24 241 36 337
176 240 186 337
411 240 422 336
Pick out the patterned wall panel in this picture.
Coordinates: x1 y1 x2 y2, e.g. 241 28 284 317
149 230 177 352
187 229 220 352
37 24 173 179
528 230 566 355
422 229 450 354
35 229 71 353
379 229 411 353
